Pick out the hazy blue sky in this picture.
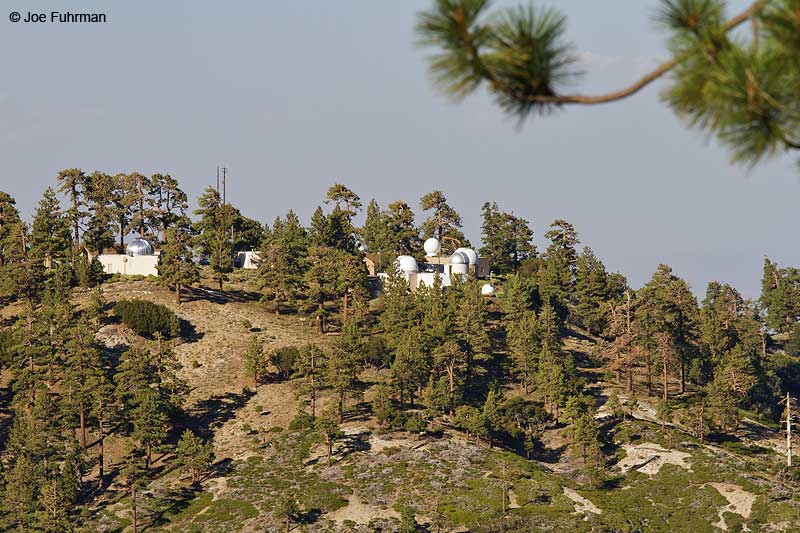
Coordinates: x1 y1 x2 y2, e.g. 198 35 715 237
1 1 797 298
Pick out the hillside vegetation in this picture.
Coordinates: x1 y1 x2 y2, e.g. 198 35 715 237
1 179 800 532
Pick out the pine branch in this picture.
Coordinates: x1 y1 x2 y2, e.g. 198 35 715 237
515 0 771 106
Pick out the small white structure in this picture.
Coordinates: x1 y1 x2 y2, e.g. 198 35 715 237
97 238 159 276
481 283 496 296
395 255 419 274
424 237 442 256
449 252 469 276
235 250 261 270
455 247 479 266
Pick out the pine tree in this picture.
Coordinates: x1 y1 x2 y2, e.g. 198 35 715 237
391 328 429 407
480 202 535 273
454 280 491 393
378 269 419 347
110 173 136 250
326 321 362 422
372 382 396 427
30 187 72 268
508 310 541 392
385 201 421 255
574 247 617 336
316 406 343 465
175 430 214 484
325 183 362 222
158 220 199 304
56 168 87 263
760 258 800 334
636 264 700 399
419 191 468 254
433 340 466 415
656 399 672 434
82 171 116 254
258 211 307 314
304 246 339 333
147 173 188 241
294 344 324 417
130 389 169 468
62 315 106 449
243 335 267 390
360 199 390 254
120 448 148 533
124 173 153 239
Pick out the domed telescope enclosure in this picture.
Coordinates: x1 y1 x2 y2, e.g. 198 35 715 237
127 238 154 257
424 237 442 256
455 247 479 265
396 255 419 273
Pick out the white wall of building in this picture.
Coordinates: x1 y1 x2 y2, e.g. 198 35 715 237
97 254 159 276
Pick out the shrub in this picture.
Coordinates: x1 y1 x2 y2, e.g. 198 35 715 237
269 346 300 380
289 408 315 430
113 299 181 338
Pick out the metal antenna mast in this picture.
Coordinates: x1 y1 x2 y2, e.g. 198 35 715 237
221 166 228 205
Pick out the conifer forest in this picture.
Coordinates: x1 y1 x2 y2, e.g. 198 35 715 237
2 0 800 531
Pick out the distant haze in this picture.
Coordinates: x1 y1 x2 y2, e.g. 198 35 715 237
1 0 797 298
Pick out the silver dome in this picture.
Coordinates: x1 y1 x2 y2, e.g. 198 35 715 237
126 238 154 257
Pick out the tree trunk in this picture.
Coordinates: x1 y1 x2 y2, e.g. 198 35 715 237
131 488 138 533
338 391 345 423
646 352 652 394
679 361 685 394
79 406 87 449
218 277 223 292
626 355 633 393
662 358 668 402
175 284 182 305
98 400 105 488
342 292 349 322
146 442 152 469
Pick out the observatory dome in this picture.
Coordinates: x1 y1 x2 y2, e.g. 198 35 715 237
396 255 419 273
358 243 369 253
126 238 154 257
450 251 468 265
456 247 479 265
424 237 442 256
481 283 496 296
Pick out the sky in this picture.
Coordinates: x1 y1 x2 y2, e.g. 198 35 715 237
1 0 797 298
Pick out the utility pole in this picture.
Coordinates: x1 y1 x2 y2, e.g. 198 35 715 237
221 166 228 205
216 166 220 195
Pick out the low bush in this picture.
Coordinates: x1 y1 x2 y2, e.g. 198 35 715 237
113 299 181 338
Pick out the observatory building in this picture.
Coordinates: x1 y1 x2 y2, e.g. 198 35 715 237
380 237 492 292
97 238 160 276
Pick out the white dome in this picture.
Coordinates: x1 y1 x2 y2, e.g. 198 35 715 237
456 247 479 265
126 238 154 257
424 237 442 256
450 251 468 265
481 283 496 296
358 243 369 253
396 255 419 273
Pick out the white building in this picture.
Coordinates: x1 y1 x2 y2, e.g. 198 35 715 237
388 238 489 292
235 250 261 270
97 238 160 276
